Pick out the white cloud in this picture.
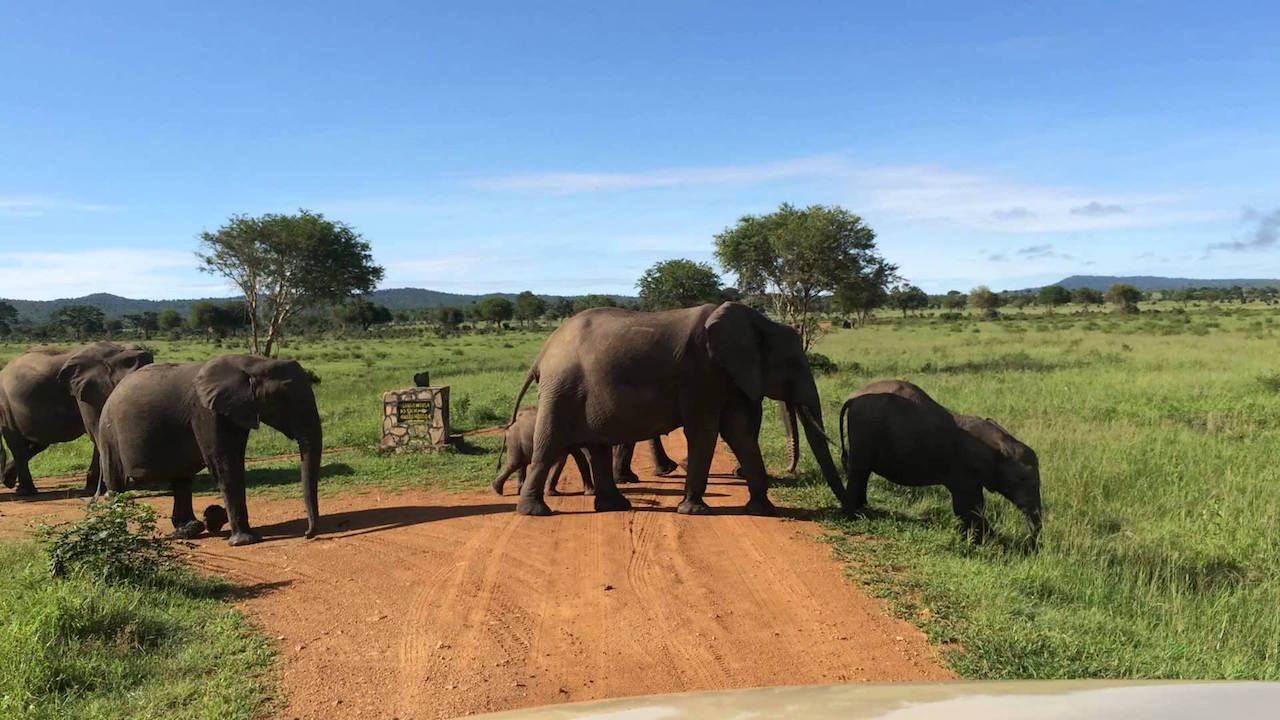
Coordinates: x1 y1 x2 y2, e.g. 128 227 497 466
0 249 219 300
0 196 120 217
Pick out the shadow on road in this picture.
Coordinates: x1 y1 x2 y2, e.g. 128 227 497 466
246 502 515 542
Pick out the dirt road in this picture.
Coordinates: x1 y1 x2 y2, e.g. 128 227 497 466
0 430 950 719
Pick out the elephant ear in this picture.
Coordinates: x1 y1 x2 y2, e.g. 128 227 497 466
57 352 112 407
704 302 764 403
195 357 260 430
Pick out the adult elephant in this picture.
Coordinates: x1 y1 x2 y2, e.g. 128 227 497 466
507 302 848 517
96 354 321 546
613 401 801 482
0 342 153 496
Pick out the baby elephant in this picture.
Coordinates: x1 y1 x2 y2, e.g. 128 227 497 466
839 380 1041 545
493 408 594 497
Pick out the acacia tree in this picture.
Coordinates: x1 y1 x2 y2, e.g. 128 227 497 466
513 291 547 326
477 297 514 327
1072 286 1104 311
714 203 887 349
332 297 392 330
52 305 105 340
940 290 968 311
969 286 1003 317
1037 285 1072 313
887 283 929 317
1106 283 1142 313
636 258 725 310
198 210 383 356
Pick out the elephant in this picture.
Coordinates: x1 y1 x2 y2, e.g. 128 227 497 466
838 379 1041 545
613 400 800 482
493 407 595 496
96 354 321 546
0 342 153 496
506 302 848 517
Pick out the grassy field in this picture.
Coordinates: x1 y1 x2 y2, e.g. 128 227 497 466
3 301 1280 701
0 543 275 720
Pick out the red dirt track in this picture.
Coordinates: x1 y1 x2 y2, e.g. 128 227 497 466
0 429 950 719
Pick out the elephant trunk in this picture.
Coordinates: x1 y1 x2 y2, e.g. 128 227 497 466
780 400 799 474
796 405 848 514
298 425 322 539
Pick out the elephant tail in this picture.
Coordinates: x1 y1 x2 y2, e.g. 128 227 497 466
0 431 9 489
508 364 539 426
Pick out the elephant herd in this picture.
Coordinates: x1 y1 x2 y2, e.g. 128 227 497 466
0 344 319 546
0 301 1042 549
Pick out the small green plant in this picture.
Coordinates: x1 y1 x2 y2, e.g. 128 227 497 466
37 494 184 583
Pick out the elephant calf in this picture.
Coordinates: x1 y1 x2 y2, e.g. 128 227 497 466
97 354 322 546
493 407 595 496
839 380 1042 545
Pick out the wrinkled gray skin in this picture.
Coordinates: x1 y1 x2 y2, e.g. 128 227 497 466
615 400 800 482
96 354 321 547
508 302 848 517
839 379 1042 545
0 342 153 496
493 407 595 496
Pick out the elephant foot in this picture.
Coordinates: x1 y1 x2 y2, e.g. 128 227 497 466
844 503 871 519
616 471 640 484
14 484 37 497
228 531 263 547
677 499 711 515
517 497 554 516
583 486 596 496
744 496 777 516
547 487 563 496
202 505 228 534
3 472 16 489
490 478 507 496
654 460 679 477
594 493 631 512
169 520 207 540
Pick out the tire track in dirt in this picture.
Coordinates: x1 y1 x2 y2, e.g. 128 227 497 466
0 430 953 719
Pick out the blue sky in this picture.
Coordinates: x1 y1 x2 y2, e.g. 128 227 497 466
2 1 1278 299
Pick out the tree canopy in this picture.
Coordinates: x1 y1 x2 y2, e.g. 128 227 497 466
940 290 968 310
51 305 105 339
572 294 618 315
1038 285 1072 310
0 301 19 337
969 286 1003 316
887 284 929 317
636 258 726 311
197 209 383 355
1105 283 1142 311
714 203 889 348
477 297 514 326
513 291 548 326
1072 287 1104 308
332 297 393 330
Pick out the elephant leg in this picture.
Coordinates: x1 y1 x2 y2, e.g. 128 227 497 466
677 422 719 515
492 458 522 495
82 449 101 497
570 448 594 495
719 403 775 516
169 479 206 539
844 446 872 516
2 429 37 496
547 455 568 496
586 443 629 512
203 424 259 546
650 437 679 476
613 442 640 483
515 467 527 494
950 484 989 544
517 457 555 516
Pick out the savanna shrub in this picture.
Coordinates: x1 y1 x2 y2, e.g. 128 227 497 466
37 494 183 583
806 352 838 375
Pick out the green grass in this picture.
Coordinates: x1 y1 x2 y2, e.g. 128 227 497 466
0 543 275 720
778 303 1280 679
5 303 1280 686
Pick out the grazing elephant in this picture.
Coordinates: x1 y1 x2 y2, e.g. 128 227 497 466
507 302 847 517
0 342 153 496
839 379 1041 544
493 407 595 496
96 354 321 546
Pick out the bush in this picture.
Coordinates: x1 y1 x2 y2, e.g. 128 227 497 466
806 352 838 375
37 494 183 584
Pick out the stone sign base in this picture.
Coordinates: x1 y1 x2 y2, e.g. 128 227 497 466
381 385 451 452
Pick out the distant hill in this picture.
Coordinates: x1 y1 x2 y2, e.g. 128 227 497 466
1 288 638 323
1053 276 1280 292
